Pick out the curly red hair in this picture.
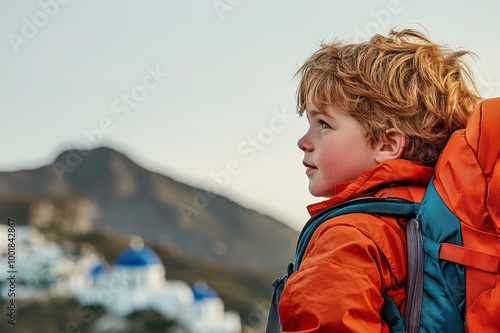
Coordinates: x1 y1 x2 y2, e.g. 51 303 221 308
296 29 482 166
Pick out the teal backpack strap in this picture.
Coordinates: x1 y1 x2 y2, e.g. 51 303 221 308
381 293 406 333
294 198 420 269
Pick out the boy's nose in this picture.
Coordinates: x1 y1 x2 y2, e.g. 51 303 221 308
297 134 312 152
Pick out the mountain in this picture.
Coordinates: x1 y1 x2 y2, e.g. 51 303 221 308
0 147 299 276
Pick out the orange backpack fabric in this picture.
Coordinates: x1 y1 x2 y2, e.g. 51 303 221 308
434 98 500 331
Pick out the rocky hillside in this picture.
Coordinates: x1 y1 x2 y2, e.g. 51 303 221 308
0 147 299 276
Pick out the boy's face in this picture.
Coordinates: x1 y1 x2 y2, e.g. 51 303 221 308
298 98 379 198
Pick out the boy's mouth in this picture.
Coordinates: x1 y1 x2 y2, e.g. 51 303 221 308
303 161 317 173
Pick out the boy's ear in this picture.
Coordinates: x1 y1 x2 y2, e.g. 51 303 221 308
374 129 407 163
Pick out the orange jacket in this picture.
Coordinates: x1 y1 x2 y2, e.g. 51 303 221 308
279 159 434 332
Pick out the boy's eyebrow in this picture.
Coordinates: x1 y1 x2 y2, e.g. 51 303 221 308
305 109 319 121
309 110 324 116
308 109 334 119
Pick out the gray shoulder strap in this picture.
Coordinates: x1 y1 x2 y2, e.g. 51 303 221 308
404 217 424 333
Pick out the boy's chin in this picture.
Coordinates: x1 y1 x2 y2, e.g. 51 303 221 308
309 186 336 198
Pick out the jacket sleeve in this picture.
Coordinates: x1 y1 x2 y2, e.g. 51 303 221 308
278 216 399 333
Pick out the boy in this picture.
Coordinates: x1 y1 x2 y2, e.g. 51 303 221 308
279 29 481 332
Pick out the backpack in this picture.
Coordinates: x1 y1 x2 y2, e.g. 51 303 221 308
266 98 500 333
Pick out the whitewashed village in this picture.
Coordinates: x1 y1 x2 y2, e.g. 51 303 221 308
0 224 242 333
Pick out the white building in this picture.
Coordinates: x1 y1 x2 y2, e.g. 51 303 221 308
186 281 242 333
75 238 241 333
0 225 92 300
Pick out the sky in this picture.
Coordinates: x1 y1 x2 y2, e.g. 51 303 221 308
1 0 500 231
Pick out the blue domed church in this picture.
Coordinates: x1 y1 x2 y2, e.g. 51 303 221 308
75 237 241 333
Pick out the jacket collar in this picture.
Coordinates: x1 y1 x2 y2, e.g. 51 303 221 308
306 159 434 216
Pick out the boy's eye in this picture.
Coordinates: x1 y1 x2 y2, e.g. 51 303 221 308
319 119 331 129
